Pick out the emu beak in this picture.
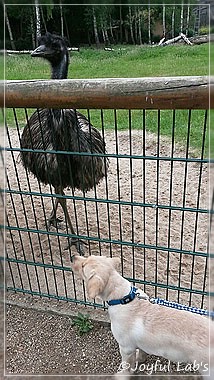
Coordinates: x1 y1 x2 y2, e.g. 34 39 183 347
31 44 48 58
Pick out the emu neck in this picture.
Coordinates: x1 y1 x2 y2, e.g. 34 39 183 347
51 53 69 79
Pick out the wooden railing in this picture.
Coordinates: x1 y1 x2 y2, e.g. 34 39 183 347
1 76 213 109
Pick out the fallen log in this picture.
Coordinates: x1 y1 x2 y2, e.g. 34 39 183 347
159 33 193 46
1 47 79 55
189 34 213 44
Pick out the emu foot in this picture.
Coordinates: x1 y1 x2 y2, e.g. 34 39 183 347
64 237 87 256
47 216 63 230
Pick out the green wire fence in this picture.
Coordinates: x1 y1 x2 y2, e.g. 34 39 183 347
0 76 213 311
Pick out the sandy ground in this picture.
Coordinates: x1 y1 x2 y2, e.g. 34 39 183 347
5 127 209 308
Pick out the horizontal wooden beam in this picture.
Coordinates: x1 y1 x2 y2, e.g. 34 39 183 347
1 76 213 109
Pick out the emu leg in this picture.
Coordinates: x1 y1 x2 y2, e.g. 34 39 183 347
57 191 86 256
47 197 63 229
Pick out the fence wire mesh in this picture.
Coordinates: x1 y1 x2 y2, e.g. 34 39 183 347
2 106 210 310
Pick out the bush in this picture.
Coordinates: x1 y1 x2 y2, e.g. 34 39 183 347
199 27 209 35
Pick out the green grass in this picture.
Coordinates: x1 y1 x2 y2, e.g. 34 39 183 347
0 56 4 80
6 44 209 79
5 44 210 154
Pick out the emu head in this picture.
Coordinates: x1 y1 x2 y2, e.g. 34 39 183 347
31 32 69 78
32 32 68 61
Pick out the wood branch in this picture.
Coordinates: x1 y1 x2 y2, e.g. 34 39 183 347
0 76 212 110
158 37 165 45
159 35 182 46
104 47 126 51
180 33 192 45
159 33 192 46
1 47 79 55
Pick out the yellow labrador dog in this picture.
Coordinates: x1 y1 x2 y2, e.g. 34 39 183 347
71 254 213 378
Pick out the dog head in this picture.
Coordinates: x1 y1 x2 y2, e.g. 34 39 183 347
71 255 120 299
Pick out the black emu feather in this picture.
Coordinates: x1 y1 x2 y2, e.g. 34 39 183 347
20 32 109 255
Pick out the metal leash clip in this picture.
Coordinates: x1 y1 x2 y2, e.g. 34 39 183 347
136 292 150 301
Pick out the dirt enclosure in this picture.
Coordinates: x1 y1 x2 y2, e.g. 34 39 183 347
6 126 208 307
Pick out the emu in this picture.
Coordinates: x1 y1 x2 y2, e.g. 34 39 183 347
20 32 109 255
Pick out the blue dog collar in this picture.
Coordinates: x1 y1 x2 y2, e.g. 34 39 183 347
107 286 138 306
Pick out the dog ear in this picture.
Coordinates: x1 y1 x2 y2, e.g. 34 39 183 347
71 255 86 275
86 271 105 299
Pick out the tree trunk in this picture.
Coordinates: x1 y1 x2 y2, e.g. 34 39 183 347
186 4 190 36
129 6 135 45
35 0 41 44
40 6 47 33
92 6 100 47
119 5 123 43
59 1 64 37
31 14 36 49
148 3 151 45
134 7 138 43
138 8 142 45
4 6 16 50
189 34 211 44
104 29 110 46
194 6 201 35
109 14 115 44
64 13 71 45
101 20 106 44
171 5 175 38
162 4 166 38
180 3 184 34
124 27 129 44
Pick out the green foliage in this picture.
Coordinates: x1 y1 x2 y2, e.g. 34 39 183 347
199 27 209 35
71 313 93 335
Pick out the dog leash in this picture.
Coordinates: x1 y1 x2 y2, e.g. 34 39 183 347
137 293 214 319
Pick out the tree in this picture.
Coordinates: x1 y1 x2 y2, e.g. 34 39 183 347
137 7 143 45
59 1 64 37
186 3 191 36
148 3 151 44
35 0 41 43
171 4 175 38
128 6 135 44
4 4 16 49
92 6 100 47
180 2 184 33
162 4 166 37
119 5 123 43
